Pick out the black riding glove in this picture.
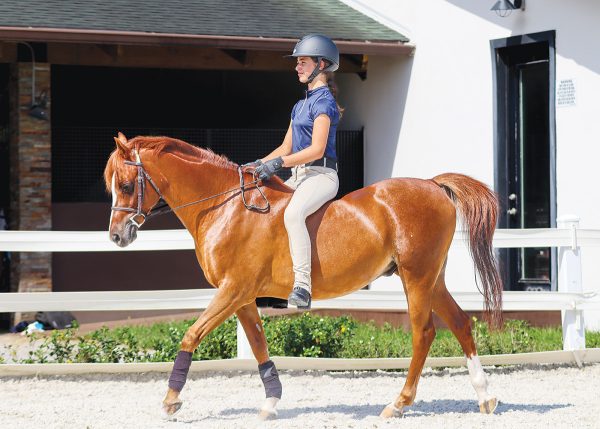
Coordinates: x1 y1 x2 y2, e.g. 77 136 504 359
241 159 263 170
255 157 284 181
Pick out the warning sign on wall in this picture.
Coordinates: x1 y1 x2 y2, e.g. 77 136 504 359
557 79 576 107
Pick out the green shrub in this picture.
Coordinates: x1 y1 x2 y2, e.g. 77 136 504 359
12 314 600 364
429 329 464 357
339 322 411 358
472 318 563 354
145 324 189 362
74 327 147 363
264 313 357 357
587 330 600 348
194 317 238 360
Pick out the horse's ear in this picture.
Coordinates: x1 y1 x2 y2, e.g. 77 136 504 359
117 132 128 145
114 133 128 155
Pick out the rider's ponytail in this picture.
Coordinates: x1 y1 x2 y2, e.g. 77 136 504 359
325 71 345 118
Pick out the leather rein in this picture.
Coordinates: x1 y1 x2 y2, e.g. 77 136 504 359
111 151 270 227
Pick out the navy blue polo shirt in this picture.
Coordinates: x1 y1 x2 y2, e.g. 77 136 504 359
290 86 339 161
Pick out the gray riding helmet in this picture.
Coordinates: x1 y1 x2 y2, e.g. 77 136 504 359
287 34 339 82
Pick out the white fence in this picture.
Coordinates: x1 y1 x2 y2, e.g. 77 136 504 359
1 215 600 368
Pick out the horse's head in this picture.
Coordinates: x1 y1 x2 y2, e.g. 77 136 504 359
104 132 164 247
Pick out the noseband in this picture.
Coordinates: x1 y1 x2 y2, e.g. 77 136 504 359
111 151 270 227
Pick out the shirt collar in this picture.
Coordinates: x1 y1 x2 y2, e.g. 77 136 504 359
306 85 329 96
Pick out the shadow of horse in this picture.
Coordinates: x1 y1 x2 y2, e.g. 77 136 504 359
218 403 384 420
405 399 572 417
216 399 572 421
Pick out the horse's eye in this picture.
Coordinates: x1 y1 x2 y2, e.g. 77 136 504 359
120 182 134 194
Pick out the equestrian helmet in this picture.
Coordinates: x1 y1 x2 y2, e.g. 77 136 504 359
288 34 339 72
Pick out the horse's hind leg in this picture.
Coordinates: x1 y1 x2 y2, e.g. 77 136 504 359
236 302 282 420
380 269 438 418
162 286 250 418
431 270 497 414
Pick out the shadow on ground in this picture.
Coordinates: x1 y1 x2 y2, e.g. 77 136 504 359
217 398 571 421
406 399 572 416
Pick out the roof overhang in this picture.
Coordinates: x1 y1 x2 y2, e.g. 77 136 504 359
0 26 415 56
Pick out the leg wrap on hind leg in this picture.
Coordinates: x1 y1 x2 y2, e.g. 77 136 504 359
259 360 282 399
168 351 193 392
467 355 492 402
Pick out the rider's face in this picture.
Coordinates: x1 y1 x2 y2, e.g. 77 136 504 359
295 56 320 83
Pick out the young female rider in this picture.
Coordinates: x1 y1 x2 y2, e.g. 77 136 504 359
244 34 341 310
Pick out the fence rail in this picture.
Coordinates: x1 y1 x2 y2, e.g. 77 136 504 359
1 218 599 365
0 289 598 313
2 227 600 252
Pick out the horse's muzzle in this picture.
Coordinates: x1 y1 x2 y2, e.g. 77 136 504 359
111 222 138 247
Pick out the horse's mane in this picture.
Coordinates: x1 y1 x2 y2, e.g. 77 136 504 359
104 135 287 193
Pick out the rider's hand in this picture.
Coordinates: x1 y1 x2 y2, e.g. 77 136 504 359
241 159 263 171
255 157 284 181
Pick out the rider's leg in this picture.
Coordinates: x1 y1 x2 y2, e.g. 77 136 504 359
283 166 338 307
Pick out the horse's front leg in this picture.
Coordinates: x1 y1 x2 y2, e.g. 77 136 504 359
162 286 250 419
236 302 282 420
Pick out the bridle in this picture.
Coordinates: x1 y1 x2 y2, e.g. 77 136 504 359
111 150 270 227
110 151 169 228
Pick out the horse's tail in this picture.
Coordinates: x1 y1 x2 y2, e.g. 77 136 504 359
432 173 503 328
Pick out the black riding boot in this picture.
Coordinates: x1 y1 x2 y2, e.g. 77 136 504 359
288 285 311 310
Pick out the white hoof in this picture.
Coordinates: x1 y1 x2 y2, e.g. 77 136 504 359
258 408 278 421
161 400 183 421
258 397 279 421
380 403 403 418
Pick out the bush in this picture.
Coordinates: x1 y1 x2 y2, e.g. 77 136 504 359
10 314 599 364
264 313 357 357
429 329 464 357
472 318 563 354
587 330 600 348
339 322 411 358
194 317 238 361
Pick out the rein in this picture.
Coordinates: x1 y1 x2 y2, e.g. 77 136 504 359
111 152 270 225
161 167 270 214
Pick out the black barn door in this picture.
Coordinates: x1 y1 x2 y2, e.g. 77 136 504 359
491 31 557 291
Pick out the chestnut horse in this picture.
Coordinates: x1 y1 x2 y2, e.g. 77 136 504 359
105 132 502 420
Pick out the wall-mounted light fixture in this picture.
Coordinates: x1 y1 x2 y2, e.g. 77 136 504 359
491 0 525 18
17 42 49 121
29 89 48 120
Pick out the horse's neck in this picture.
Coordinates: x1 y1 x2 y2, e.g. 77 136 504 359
150 151 240 227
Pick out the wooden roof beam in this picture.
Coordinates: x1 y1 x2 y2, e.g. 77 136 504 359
221 49 248 66
46 43 368 73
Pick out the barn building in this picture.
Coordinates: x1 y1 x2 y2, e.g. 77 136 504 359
2 0 598 330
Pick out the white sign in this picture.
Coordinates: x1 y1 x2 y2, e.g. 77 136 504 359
557 79 576 107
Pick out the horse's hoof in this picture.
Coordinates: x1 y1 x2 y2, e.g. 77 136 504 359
479 397 498 414
162 400 183 420
258 408 278 421
380 404 403 418
257 397 279 421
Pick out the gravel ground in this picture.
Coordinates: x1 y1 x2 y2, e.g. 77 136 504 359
0 364 598 429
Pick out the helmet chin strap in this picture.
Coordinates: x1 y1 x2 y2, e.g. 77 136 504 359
306 56 323 84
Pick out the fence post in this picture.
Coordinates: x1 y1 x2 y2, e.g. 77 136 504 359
557 215 586 351
237 318 253 359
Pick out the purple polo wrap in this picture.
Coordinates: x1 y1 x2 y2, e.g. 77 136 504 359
168 351 193 392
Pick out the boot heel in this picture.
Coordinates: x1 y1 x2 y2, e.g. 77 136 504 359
287 286 312 310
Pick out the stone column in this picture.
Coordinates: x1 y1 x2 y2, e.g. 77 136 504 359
8 62 52 323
